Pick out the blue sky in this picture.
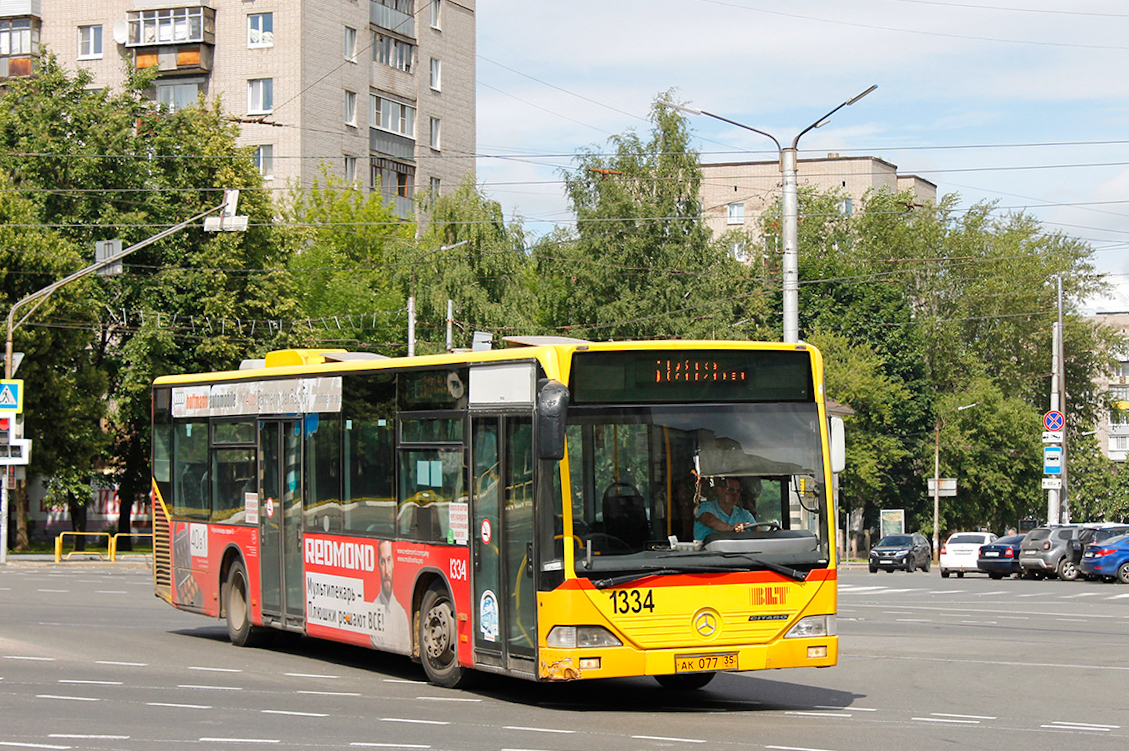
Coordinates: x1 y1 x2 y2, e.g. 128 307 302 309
474 0 1129 312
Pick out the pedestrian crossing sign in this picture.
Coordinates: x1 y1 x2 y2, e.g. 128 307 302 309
0 380 23 413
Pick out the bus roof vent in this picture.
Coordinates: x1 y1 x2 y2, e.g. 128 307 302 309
239 359 267 370
502 335 592 347
321 352 390 362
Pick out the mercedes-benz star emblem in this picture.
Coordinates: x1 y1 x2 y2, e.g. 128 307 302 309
694 611 718 637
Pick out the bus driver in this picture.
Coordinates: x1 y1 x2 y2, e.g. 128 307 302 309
694 477 756 541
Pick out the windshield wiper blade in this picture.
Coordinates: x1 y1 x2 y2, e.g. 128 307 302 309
717 553 809 582
592 565 737 589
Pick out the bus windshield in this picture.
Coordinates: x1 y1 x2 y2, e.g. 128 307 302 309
564 402 830 576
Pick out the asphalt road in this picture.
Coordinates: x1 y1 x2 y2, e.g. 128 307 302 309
0 561 1126 751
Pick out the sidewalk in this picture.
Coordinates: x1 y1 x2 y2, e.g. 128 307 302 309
2 553 152 568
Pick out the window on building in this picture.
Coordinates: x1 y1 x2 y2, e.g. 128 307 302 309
371 157 415 198
156 80 201 111
429 117 441 150
730 242 748 263
254 145 274 179
841 197 854 216
248 12 273 47
1111 435 1129 452
371 94 415 138
248 78 273 114
430 176 441 196
727 203 745 225
78 25 102 59
374 34 413 73
129 7 211 46
344 26 356 61
345 156 358 184
429 58 441 91
0 18 37 56
345 90 357 126
430 0 441 29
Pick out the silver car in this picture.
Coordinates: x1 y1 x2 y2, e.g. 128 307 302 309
1018 525 1094 581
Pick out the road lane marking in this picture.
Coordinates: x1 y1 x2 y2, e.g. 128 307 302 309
503 727 576 734
199 738 279 744
933 713 996 720
631 735 706 743
35 695 100 702
415 696 482 702
285 672 339 679
297 690 361 697
36 589 69 593
58 680 122 686
49 736 129 741
767 746 837 751
1047 721 1119 730
177 685 243 691
350 745 430 749
379 718 450 726
896 618 933 623
785 712 852 718
913 717 979 724
147 702 212 709
262 709 330 717
96 661 147 667
0 742 71 750
848 653 1129 671
188 666 242 673
5 656 55 661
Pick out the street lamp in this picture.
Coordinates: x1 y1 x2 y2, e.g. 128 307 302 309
674 85 877 343
407 239 470 357
933 401 978 560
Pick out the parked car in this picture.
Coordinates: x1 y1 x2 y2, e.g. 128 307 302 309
976 533 1026 579
1078 525 1129 580
869 533 932 573
940 532 997 578
1079 532 1129 582
1018 525 1096 581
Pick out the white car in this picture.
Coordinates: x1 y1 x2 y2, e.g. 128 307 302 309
940 532 998 578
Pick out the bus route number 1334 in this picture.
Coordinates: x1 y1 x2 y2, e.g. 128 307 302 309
608 589 654 614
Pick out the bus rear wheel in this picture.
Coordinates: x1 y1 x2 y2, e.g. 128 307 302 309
655 672 716 690
225 560 271 648
419 583 469 688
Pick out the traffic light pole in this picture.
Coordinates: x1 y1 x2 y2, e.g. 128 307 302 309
1 193 243 564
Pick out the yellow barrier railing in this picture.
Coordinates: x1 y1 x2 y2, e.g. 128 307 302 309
54 532 155 563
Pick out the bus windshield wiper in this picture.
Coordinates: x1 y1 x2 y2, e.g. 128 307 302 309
592 565 737 589
717 553 809 582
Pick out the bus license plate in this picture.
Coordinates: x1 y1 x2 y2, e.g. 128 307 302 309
675 653 737 673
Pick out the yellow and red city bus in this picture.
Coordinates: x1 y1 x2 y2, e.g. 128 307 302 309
151 339 845 688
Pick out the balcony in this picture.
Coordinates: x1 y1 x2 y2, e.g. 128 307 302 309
0 13 40 80
371 0 415 38
126 6 214 74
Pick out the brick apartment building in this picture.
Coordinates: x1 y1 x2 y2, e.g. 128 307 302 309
700 154 936 259
0 0 475 217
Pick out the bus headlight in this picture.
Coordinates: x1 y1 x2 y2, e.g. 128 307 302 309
785 615 836 638
546 625 623 649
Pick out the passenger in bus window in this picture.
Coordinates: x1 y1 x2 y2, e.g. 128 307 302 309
370 539 411 652
694 478 756 541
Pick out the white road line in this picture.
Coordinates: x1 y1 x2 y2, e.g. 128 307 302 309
188 666 242 673
785 712 852 718
350 745 430 749
849 653 1129 671
382 679 422 684
1041 725 1110 732
503 727 576 734
147 702 212 709
631 735 706 744
96 661 146 667
933 713 996 720
997 615 1029 620
198 738 279 744
36 589 68 593
48 736 129 741
177 685 243 691
5 656 55 661
767 746 837 751
297 690 361 697
878 588 915 594
1107 593 1129 599
928 590 963 594
812 706 877 712
1055 618 1087 622
839 586 887 592
285 672 339 679
959 620 998 625
58 680 122 686
35 695 100 702
974 590 1007 596
1063 592 1103 598
262 709 329 717
0 742 71 750
896 618 933 623
379 718 450 726
913 717 979 724
414 696 482 702
1049 721 1120 729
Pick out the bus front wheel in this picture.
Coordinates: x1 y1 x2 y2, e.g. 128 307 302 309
419 583 469 687
655 672 716 690
225 560 270 648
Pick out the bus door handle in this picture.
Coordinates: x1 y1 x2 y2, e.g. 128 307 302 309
525 542 533 578
474 536 481 570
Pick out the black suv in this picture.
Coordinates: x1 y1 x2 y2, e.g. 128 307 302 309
1018 525 1096 581
869 533 932 573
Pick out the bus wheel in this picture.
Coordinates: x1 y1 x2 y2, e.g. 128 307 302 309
225 560 270 648
655 673 715 690
419 583 468 688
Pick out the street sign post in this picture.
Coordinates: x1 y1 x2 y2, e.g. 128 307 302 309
1043 410 1065 432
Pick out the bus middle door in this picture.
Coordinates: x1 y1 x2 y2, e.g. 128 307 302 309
470 415 535 677
259 418 305 630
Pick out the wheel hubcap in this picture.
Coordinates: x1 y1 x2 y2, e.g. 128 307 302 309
425 605 452 660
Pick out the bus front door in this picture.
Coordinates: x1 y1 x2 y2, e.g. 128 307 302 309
259 419 305 630
471 416 536 676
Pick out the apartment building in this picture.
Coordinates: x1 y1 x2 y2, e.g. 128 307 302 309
1089 312 1129 462
0 0 475 217
700 154 936 257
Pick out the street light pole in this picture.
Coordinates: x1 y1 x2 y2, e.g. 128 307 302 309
0 191 245 565
674 85 877 342
407 239 470 356
932 401 978 560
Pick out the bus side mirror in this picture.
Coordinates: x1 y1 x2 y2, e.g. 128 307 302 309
829 416 845 474
537 379 569 461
